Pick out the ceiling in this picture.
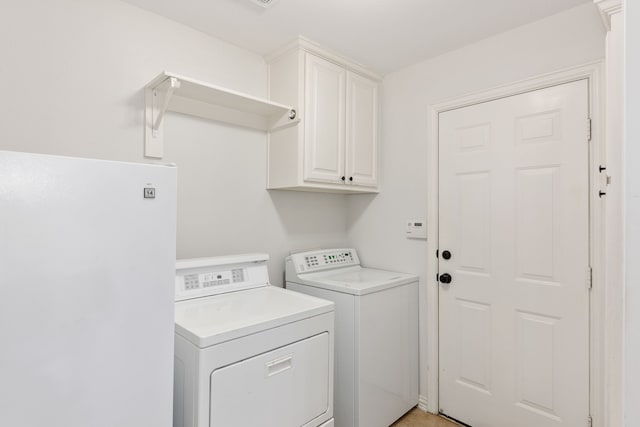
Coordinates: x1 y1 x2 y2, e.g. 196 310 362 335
121 0 591 75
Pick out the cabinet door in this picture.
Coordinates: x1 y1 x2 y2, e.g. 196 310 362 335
346 72 379 188
304 54 346 184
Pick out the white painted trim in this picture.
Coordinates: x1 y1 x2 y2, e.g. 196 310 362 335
589 62 607 427
426 99 440 414
417 395 429 412
426 61 608 425
600 8 624 426
593 0 623 30
264 36 383 82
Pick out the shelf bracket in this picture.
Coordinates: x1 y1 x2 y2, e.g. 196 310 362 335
145 76 181 158
152 77 181 136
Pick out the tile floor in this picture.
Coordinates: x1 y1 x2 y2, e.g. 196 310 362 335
391 408 460 427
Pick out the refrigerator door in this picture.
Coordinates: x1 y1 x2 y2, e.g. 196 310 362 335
0 151 177 427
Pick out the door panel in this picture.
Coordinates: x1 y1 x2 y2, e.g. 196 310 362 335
516 166 558 281
456 171 491 273
438 80 590 427
304 54 345 184
515 311 558 418
456 298 492 394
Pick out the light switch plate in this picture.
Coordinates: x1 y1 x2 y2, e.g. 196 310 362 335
406 220 427 239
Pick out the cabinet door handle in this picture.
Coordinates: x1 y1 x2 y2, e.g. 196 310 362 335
349 177 353 182
341 176 345 181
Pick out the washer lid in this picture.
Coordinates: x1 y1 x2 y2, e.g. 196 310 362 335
174 286 334 348
295 267 418 296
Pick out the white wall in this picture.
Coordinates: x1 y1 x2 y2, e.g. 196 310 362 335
0 0 348 283
623 0 640 423
347 2 606 400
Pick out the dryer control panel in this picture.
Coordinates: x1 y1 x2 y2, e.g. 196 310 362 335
289 248 360 273
175 253 270 301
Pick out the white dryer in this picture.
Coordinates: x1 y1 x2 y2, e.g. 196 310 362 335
173 254 335 427
285 249 419 427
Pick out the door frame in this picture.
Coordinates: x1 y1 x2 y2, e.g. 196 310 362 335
425 61 609 426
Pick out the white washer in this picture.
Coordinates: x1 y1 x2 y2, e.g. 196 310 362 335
173 254 335 427
285 249 419 427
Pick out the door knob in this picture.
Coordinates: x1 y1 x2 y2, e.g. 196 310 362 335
439 273 452 284
442 250 452 260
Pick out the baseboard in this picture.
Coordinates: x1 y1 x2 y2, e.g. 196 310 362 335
417 395 429 412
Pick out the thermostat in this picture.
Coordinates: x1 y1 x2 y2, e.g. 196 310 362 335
406 220 427 239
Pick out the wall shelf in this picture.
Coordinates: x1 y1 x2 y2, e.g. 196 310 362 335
144 71 298 158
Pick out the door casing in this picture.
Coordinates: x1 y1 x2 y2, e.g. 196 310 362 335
424 61 610 426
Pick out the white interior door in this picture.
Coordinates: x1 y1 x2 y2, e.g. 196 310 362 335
438 80 590 427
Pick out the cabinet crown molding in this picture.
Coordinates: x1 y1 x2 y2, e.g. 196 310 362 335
594 0 622 30
264 36 382 82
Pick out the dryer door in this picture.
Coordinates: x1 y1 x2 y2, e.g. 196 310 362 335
210 332 330 427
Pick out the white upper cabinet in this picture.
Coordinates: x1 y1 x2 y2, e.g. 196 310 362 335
266 38 381 194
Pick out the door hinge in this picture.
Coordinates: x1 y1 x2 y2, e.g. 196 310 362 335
588 267 593 290
587 415 593 427
587 118 592 141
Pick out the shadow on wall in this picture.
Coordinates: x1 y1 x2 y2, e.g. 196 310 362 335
346 193 378 225
267 189 350 237
126 88 145 132
267 189 354 285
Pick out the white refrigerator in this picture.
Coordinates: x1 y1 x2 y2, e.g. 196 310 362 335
0 151 177 427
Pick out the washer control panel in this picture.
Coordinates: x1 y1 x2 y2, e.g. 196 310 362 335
290 248 360 273
175 254 269 301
